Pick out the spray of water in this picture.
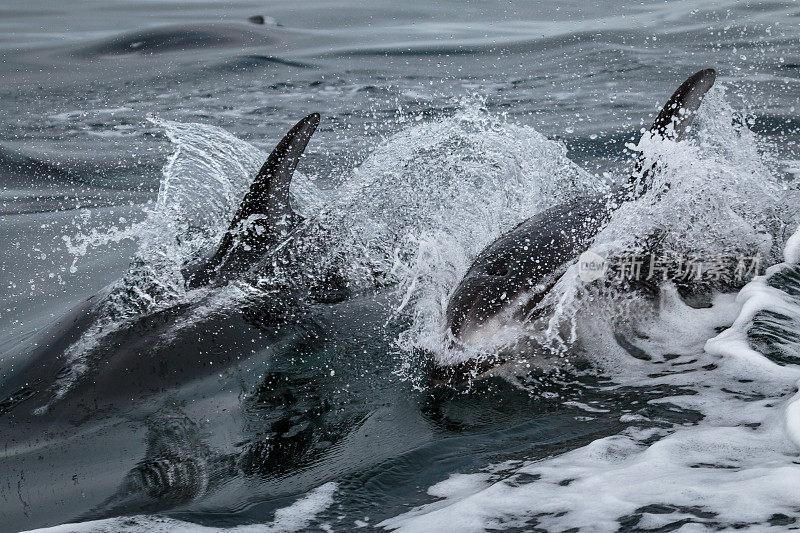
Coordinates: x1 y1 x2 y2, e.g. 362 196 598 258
391 86 795 376
55 88 796 406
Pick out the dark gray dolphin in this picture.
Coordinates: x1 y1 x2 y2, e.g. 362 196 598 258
0 114 320 420
76 23 279 57
0 115 329 531
432 69 717 386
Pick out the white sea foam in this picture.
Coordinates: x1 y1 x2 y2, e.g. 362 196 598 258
381 278 800 531
396 86 796 372
47 93 800 531
23 482 337 533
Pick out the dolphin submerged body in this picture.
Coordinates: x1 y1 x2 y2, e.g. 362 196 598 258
432 69 718 386
0 112 378 530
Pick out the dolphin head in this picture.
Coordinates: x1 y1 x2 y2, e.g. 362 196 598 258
434 252 533 387
444 197 606 356
445 248 544 346
435 247 554 386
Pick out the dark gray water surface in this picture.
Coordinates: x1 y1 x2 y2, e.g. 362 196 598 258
1 1 799 531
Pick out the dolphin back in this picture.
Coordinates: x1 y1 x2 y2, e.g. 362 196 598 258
629 68 715 194
187 113 320 287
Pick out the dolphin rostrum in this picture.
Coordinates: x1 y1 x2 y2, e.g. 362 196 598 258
432 69 717 386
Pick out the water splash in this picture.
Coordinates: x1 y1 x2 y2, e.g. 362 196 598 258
383 105 604 367
52 89 796 405
49 117 324 407
534 86 794 353
380 88 800 533
394 85 796 372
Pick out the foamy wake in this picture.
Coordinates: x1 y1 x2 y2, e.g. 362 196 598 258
48 91 800 530
398 85 795 370
380 229 800 532
379 88 800 532
23 482 337 533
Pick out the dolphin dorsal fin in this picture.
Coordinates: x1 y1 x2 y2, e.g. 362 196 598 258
227 112 320 233
649 68 716 142
186 113 319 287
629 69 716 194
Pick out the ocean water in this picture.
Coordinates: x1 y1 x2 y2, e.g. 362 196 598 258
1 1 800 531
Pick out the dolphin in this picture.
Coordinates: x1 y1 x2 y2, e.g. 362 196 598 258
0 113 340 530
0 113 321 421
431 69 717 386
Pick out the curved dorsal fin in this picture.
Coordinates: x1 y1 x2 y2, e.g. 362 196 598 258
629 68 716 194
228 112 320 233
186 113 320 287
649 68 716 142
